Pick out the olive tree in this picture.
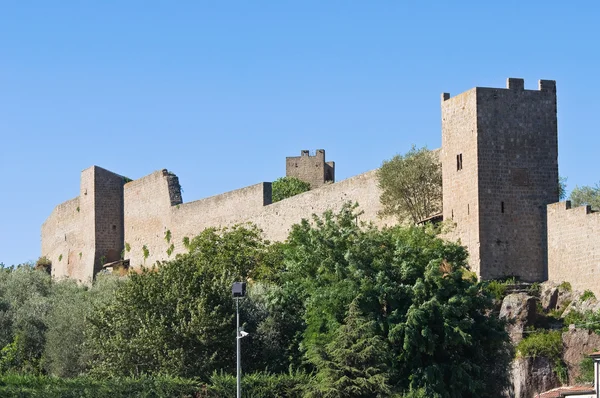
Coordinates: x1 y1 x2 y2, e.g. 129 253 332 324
377 146 442 223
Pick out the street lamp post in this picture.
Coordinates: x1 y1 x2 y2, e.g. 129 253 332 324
232 282 247 398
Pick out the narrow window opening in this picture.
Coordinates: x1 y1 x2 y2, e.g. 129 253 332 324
501 201 505 213
451 209 454 219
457 154 463 171
467 204 470 215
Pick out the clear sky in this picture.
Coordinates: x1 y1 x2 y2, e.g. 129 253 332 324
1 1 599 266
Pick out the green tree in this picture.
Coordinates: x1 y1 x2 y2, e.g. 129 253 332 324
306 299 391 398
280 203 510 397
42 274 123 377
570 182 600 210
272 176 311 203
85 225 285 378
0 264 52 374
558 176 568 200
377 146 442 223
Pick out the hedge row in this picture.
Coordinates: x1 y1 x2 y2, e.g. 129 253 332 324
0 372 312 398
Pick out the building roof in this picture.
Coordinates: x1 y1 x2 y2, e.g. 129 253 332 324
537 385 595 398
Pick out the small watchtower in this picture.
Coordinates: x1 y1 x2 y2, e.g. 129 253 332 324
286 149 335 188
441 78 558 281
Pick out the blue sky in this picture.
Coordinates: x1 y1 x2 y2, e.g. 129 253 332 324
1 1 599 266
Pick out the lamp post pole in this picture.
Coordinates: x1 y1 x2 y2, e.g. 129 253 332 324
236 296 241 398
232 282 246 398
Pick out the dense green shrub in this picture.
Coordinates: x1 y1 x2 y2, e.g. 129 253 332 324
516 330 563 361
577 356 595 383
581 290 596 301
272 177 311 203
0 374 201 398
206 371 312 397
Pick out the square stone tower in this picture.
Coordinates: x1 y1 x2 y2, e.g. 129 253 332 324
286 149 335 188
441 78 558 281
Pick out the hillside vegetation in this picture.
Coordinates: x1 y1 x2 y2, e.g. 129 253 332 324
0 203 510 397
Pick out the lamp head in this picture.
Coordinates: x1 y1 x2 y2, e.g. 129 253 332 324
232 282 246 298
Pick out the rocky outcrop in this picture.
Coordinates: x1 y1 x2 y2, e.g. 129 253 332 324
500 293 538 344
562 327 600 382
510 356 560 398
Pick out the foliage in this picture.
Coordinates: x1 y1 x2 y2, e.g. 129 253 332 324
528 282 541 296
576 356 594 384
484 280 508 301
34 256 52 274
206 371 312 397
142 245 149 261
85 225 281 378
272 176 311 203
305 300 391 398
43 275 124 377
558 176 568 200
0 265 53 374
377 146 442 223
279 203 511 397
516 330 563 361
559 281 572 292
0 373 201 398
1 205 515 397
563 310 600 334
570 182 600 211
581 289 596 301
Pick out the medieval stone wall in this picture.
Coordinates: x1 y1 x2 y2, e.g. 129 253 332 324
123 168 394 268
42 166 125 282
548 201 600 297
43 77 600 289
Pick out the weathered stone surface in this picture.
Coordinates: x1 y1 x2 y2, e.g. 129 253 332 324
540 281 559 312
562 328 600 382
563 294 600 319
442 79 558 282
500 293 538 344
548 200 600 299
510 356 560 398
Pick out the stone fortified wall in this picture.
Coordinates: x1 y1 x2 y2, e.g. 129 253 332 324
123 168 394 268
43 77 600 289
548 201 600 297
42 166 126 282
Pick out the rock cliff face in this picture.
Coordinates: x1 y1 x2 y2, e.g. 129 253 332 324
500 292 538 345
510 356 559 398
502 282 600 398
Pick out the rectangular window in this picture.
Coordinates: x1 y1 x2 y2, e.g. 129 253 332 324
457 154 463 171
501 201 505 213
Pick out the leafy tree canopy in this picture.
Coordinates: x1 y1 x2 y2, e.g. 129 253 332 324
280 203 511 397
570 182 600 211
377 146 442 224
272 176 311 203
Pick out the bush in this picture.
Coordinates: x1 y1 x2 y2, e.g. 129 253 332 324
485 280 507 301
0 374 201 398
516 330 563 361
206 371 312 397
581 290 596 301
577 356 595 383
272 177 311 203
559 281 572 292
